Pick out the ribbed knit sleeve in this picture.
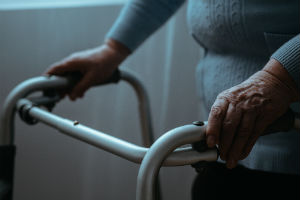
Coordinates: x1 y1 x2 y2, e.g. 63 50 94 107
106 0 185 51
271 34 300 88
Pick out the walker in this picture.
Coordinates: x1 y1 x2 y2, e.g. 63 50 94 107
1 69 299 200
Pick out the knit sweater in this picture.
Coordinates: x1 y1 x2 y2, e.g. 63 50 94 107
106 0 300 175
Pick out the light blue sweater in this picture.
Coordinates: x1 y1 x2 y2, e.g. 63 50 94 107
106 0 300 175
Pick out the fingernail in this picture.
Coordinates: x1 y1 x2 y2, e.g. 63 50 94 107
207 135 215 147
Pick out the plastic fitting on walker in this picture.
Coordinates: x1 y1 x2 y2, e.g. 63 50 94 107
17 99 38 125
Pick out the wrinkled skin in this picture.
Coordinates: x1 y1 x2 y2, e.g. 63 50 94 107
45 39 130 100
206 59 299 169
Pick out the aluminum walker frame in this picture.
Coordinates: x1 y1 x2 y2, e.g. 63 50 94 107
0 69 299 200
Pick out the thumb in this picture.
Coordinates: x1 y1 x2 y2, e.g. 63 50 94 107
45 59 82 75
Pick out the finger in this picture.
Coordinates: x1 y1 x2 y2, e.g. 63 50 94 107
45 59 81 75
240 117 269 159
46 66 70 76
219 103 242 161
226 111 256 169
57 88 69 99
69 72 95 100
206 97 229 147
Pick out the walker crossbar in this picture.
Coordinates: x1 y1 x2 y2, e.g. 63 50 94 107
15 98 217 166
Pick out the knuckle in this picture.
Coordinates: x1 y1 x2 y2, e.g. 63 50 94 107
216 93 224 99
210 106 224 119
223 120 234 128
217 90 228 97
218 91 232 100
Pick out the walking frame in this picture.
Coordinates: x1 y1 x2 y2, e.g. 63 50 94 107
0 69 299 200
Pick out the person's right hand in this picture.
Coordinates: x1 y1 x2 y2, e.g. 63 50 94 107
45 39 131 100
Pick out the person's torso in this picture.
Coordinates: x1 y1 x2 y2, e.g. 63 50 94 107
187 0 300 57
187 0 300 175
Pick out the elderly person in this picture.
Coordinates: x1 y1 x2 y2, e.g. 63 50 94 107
46 0 299 199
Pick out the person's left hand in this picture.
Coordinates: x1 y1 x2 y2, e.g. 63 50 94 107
205 59 299 169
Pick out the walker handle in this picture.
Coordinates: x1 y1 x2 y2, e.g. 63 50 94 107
192 109 299 155
66 69 121 87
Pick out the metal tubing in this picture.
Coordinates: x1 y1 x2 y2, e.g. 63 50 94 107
121 70 154 147
136 124 217 200
18 99 217 166
0 70 155 148
0 76 73 145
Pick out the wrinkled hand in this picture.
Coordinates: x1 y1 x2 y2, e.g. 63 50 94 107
45 39 130 100
206 59 299 169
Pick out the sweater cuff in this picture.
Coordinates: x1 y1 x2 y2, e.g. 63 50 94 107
105 0 185 52
271 34 300 89
105 2 156 52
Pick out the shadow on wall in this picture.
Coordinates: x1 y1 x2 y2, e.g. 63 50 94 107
0 2 203 200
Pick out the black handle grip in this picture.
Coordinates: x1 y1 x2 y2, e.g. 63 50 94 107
66 69 121 87
30 70 122 111
0 145 16 200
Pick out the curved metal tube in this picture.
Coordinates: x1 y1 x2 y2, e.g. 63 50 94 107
0 70 154 147
120 70 154 147
136 124 217 200
0 76 73 145
136 117 300 199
